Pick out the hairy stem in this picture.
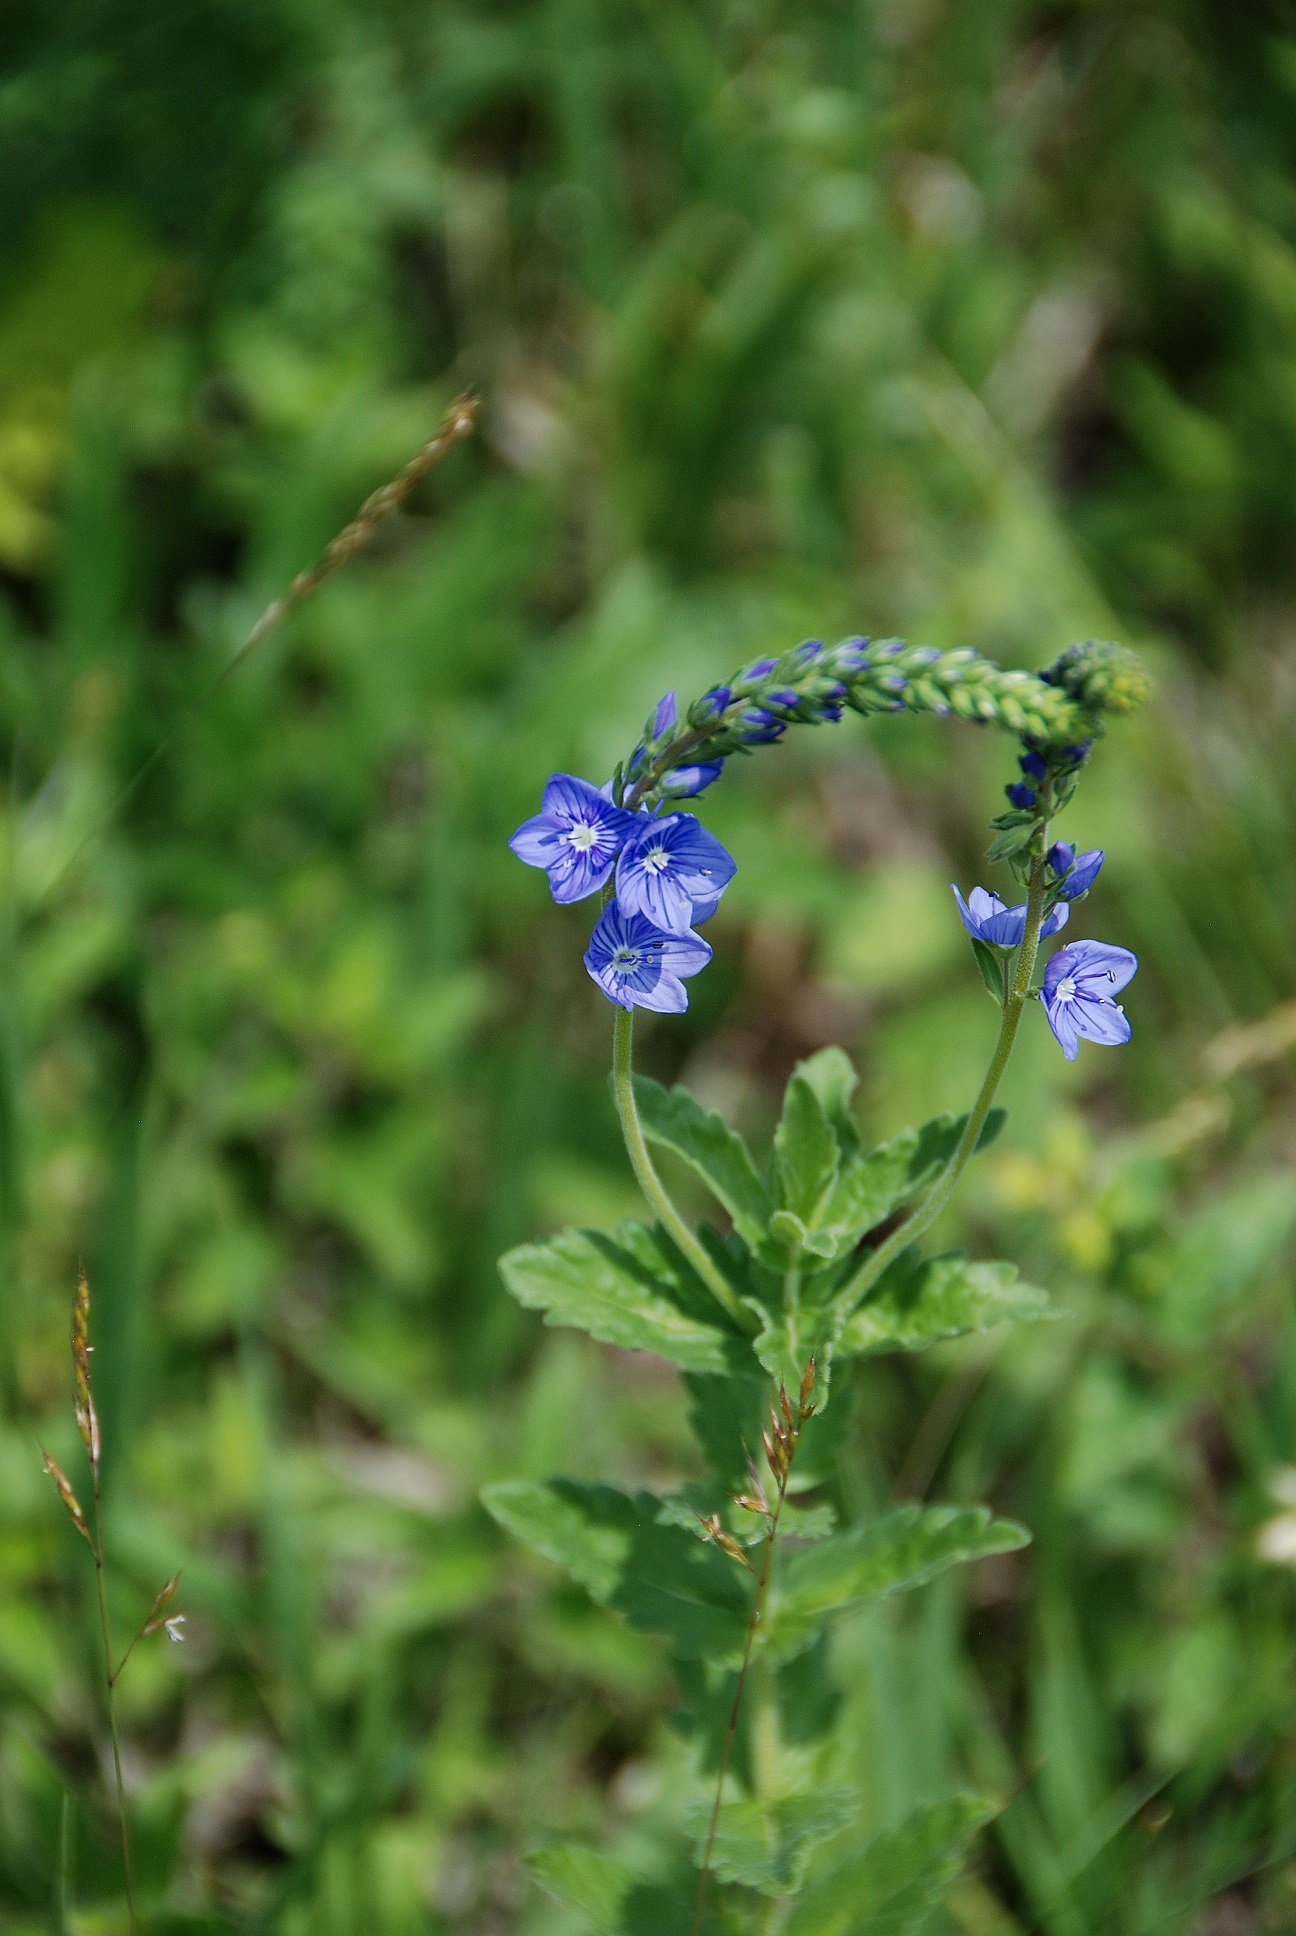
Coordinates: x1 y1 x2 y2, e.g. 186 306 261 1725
612 1008 755 1331
90 1488 137 1935
836 824 1051 1316
691 1452 792 1936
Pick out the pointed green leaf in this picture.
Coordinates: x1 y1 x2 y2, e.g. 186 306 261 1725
786 1794 999 1936
482 1479 632 1601
839 1251 1054 1357
632 1076 772 1253
789 1107 1007 1266
498 1221 739 1373
528 1844 634 1931
986 821 1036 862
771 1505 1029 1655
684 1788 860 1895
970 938 1007 1004
793 1047 860 1154
774 1071 840 1226
748 1293 844 1403
483 1479 752 1659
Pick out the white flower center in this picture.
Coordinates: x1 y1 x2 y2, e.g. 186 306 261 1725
564 821 599 853
613 947 640 971
1055 976 1077 1003
642 845 670 875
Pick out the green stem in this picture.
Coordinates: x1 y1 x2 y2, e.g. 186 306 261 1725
612 1008 754 1331
57 1789 73 1936
836 825 1052 1316
91 1493 138 1936
690 1449 792 1936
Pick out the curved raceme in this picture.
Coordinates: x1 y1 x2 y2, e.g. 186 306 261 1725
510 638 1146 1028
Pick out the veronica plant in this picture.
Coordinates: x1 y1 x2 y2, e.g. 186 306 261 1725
490 633 1147 1934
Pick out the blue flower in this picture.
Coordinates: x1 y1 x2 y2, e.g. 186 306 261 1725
509 774 637 903
791 639 824 667
952 884 1069 949
1020 750 1048 781
652 691 678 736
585 905 711 1012
1041 939 1137 1060
1006 782 1037 809
659 760 724 799
617 812 737 932
1053 846 1104 900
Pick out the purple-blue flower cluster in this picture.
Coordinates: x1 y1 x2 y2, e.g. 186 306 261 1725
509 714 736 1011
953 840 1138 1060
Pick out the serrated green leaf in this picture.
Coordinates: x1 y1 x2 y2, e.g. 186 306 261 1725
632 1076 772 1253
528 1844 635 1931
498 1221 739 1372
970 938 1007 1004
684 1788 860 1895
771 1505 1029 1654
749 1293 844 1402
786 1794 999 1936
838 1251 1053 1357
774 1069 841 1229
482 1479 632 1601
797 1108 1008 1266
484 1479 753 1658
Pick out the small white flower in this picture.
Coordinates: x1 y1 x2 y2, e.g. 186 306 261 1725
164 1615 186 1643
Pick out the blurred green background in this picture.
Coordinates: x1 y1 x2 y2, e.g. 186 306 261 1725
5 1 1296 1930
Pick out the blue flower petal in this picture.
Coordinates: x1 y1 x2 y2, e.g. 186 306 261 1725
1056 849 1104 901
584 906 711 1011
616 814 737 933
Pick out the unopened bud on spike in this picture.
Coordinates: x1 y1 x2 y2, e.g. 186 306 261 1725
779 1386 794 1432
41 1449 92 1546
762 1428 781 1477
735 1495 769 1517
800 1357 817 1418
